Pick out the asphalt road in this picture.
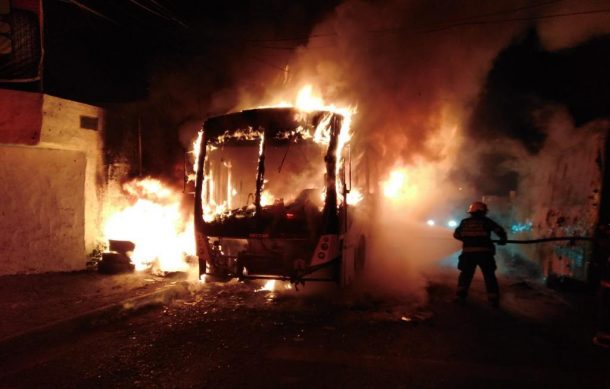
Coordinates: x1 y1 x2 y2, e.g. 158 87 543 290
1 274 608 389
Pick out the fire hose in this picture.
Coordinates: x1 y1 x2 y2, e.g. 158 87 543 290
491 237 593 244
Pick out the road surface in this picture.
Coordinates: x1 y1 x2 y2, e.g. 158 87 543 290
1 272 608 388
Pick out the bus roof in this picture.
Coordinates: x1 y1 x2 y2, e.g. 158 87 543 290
202 107 343 144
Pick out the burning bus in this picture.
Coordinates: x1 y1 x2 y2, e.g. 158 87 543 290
189 107 370 286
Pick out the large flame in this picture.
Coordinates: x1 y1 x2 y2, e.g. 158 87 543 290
191 85 361 224
346 188 364 205
103 178 194 273
292 85 354 155
383 169 410 199
274 85 357 206
260 190 275 207
257 280 276 292
380 122 463 215
265 84 355 155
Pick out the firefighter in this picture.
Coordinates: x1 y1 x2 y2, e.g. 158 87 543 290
453 201 507 307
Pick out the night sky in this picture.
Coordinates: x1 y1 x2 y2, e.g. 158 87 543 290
43 0 339 102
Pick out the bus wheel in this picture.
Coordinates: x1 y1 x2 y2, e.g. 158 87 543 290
202 263 233 283
203 273 233 283
355 235 366 275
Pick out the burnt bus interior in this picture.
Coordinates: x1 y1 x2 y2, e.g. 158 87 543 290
192 108 350 282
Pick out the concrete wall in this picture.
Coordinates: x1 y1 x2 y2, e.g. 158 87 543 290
515 130 604 282
0 147 86 273
0 90 105 275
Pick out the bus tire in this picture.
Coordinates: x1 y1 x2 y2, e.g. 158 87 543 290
204 273 233 283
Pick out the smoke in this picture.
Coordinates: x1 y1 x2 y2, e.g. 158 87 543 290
536 0 610 51
266 0 520 296
141 1 342 175
146 0 610 181
512 106 609 227
361 210 461 304
139 0 610 293
462 1 610 195
274 0 610 294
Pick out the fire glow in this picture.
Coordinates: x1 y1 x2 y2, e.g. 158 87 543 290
383 169 409 199
381 165 430 205
265 85 359 207
378 120 463 213
347 188 364 205
103 178 194 273
192 85 362 223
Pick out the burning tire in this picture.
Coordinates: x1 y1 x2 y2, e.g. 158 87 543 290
98 252 135 274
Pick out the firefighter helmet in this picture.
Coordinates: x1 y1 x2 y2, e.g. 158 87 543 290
467 201 488 214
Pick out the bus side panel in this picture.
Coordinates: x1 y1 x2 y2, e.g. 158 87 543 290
340 235 355 287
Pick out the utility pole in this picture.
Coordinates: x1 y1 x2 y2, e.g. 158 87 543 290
137 116 143 176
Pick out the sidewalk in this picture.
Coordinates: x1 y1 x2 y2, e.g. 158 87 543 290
0 270 193 345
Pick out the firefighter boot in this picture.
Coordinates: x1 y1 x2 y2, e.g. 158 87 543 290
488 293 500 308
454 288 468 305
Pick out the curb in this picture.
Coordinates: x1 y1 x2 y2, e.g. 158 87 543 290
0 281 191 355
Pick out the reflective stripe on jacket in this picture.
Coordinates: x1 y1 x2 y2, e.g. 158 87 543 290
453 215 507 254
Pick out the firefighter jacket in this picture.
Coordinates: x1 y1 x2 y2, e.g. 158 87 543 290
453 214 507 254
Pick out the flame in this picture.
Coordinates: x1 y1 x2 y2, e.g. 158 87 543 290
283 85 356 205
192 130 203 174
255 280 294 292
103 178 194 273
224 160 233 209
192 84 359 225
382 168 421 203
202 201 228 223
295 85 324 110
347 188 364 205
313 112 333 145
217 128 260 144
191 131 233 223
383 169 407 198
256 280 276 292
292 85 354 153
260 190 275 207
264 84 355 154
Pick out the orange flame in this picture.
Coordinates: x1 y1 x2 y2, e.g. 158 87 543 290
256 280 276 292
347 188 364 205
192 85 359 225
382 167 422 203
272 85 356 205
383 169 408 198
103 178 194 273
260 190 275 207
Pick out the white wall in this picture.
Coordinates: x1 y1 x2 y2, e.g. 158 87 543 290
0 92 105 275
0 147 86 273
40 95 105 258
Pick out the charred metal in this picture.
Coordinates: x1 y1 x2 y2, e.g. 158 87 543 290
193 108 366 285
